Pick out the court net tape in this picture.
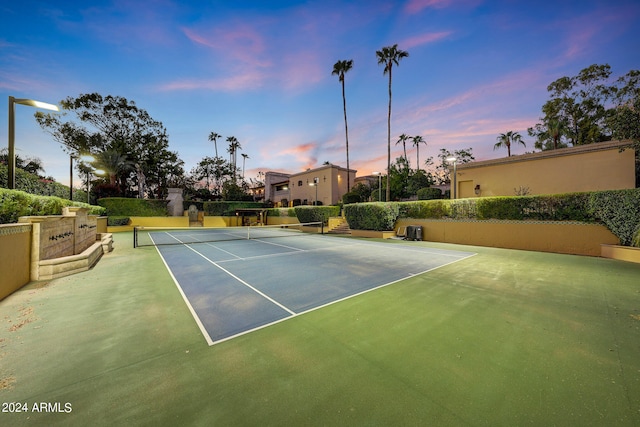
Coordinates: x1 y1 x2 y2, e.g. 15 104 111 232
134 222 324 248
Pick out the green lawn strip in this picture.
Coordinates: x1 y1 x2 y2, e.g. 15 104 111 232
0 235 639 426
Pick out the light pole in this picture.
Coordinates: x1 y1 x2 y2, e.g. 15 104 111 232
309 177 318 205
86 167 105 204
70 154 95 200
8 96 59 189
373 171 382 201
446 156 458 199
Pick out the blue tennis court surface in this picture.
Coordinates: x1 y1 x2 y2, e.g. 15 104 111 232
152 233 476 345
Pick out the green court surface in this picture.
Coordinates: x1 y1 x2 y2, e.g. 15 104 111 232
1 232 639 426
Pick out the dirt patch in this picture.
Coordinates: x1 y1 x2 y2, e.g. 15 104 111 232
8 318 34 332
630 314 640 321
0 376 16 390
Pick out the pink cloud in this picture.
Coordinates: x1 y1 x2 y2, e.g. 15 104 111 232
400 31 452 49
404 0 452 15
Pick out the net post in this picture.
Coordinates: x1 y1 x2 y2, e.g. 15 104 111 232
321 222 324 235
133 226 138 248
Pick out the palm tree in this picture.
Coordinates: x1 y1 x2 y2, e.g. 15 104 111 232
208 132 221 157
548 119 564 150
494 131 525 157
412 135 426 171
396 133 410 166
226 136 241 182
241 153 249 179
332 59 354 192
377 44 409 201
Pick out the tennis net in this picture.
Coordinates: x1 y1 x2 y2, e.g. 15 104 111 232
134 222 324 247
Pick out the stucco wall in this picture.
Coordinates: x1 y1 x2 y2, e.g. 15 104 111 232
396 218 619 256
0 224 31 300
453 140 636 198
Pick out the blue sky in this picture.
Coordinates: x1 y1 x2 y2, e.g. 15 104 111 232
1 0 639 187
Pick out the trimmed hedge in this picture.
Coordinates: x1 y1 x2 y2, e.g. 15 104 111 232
589 189 640 246
417 187 443 200
343 203 400 231
345 189 640 245
0 189 106 224
294 205 341 225
266 208 297 218
98 197 169 216
203 201 263 216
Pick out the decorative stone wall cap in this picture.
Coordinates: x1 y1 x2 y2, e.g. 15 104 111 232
63 206 90 216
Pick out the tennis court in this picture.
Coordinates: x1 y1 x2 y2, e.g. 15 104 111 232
138 225 476 345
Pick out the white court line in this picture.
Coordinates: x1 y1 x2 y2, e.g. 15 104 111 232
209 251 478 345
214 241 365 263
152 244 215 346
183 245 297 316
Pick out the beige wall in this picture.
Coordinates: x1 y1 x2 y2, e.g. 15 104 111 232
453 140 636 198
0 224 31 300
396 218 619 256
289 164 355 205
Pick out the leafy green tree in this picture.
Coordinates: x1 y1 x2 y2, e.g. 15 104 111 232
495 131 525 157
529 64 613 147
376 44 409 202
434 148 474 185
34 93 184 198
332 59 354 192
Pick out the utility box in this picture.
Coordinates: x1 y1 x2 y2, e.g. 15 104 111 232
405 225 423 241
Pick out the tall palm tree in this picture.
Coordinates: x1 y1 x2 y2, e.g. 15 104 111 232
208 132 221 158
412 135 426 171
241 153 249 180
377 44 409 201
226 136 241 182
332 59 354 192
494 131 525 157
396 133 410 166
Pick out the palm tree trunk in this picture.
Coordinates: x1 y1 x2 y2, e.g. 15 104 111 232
386 65 392 202
342 79 350 192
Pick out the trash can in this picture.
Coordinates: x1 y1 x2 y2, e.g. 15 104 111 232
405 225 423 241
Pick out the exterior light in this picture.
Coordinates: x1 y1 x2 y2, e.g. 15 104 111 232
70 154 96 200
8 96 59 189
373 171 382 201
446 157 458 199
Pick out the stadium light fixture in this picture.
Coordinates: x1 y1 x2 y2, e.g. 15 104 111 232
7 96 59 189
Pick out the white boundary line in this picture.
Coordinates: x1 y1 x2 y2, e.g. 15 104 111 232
184 245 297 316
151 233 477 346
207 251 477 345
153 244 215 346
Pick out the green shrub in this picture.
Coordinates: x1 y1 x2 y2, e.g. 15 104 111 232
0 189 105 224
632 227 640 248
98 197 169 216
294 205 340 225
398 200 450 219
344 202 400 231
417 187 442 200
107 216 130 226
588 189 640 246
203 201 263 216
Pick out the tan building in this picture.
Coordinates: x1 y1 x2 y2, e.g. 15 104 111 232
265 164 356 206
451 140 636 198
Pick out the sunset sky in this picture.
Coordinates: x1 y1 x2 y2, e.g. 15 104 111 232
1 0 639 187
